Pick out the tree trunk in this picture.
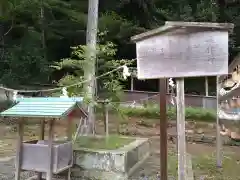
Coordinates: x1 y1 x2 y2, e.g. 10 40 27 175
217 0 226 22
41 0 48 81
0 2 4 61
85 0 99 134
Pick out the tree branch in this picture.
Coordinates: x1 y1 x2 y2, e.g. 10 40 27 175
0 17 14 42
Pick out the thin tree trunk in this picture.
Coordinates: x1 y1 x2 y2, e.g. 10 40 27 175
41 0 46 54
0 2 4 61
85 0 99 134
41 0 47 80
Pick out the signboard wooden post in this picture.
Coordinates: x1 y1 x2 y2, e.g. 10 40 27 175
159 79 167 179
132 21 234 180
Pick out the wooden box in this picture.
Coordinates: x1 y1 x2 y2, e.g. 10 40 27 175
21 140 72 174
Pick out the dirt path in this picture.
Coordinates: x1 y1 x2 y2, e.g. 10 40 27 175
129 137 161 180
0 117 239 179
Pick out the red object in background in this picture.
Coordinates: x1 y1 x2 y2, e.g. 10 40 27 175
68 111 74 117
68 111 75 121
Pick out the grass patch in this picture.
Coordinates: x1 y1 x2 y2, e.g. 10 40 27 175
168 150 178 176
74 135 134 150
168 150 240 179
192 152 240 180
118 105 216 122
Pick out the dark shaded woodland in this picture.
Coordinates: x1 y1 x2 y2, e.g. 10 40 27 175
0 0 239 95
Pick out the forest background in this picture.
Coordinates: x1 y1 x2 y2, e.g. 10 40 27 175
0 0 239 96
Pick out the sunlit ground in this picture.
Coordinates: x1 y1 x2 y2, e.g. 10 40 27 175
0 117 240 179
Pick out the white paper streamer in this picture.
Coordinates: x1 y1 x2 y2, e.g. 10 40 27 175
13 91 18 101
122 65 131 79
60 87 68 97
169 78 175 87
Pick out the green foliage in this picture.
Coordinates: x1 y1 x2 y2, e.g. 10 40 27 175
0 0 239 93
119 105 216 122
52 36 134 106
0 29 51 87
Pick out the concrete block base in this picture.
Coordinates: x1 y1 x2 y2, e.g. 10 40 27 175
73 137 150 180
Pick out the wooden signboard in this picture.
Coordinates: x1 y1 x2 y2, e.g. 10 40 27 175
132 21 234 180
136 30 229 79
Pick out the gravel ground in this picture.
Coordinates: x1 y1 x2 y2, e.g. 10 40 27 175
0 154 162 180
0 157 36 180
129 137 176 180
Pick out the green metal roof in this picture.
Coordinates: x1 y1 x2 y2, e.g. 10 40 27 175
0 97 84 118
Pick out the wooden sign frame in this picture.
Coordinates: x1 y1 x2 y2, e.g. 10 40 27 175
131 21 234 180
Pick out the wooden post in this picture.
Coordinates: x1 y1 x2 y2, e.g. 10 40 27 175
159 79 168 180
67 118 73 141
130 75 134 91
37 120 45 180
40 119 45 140
167 78 170 94
47 120 54 180
216 76 222 167
67 118 72 180
105 101 109 137
176 78 187 180
15 119 23 180
205 77 209 96
73 117 83 142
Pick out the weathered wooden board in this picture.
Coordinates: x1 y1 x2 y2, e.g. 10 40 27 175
136 30 229 79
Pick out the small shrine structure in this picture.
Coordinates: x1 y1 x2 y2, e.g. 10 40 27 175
0 97 88 180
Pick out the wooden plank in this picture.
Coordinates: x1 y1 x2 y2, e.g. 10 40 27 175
37 119 45 180
47 120 54 180
216 77 222 167
15 119 23 180
131 25 178 42
131 21 233 42
176 78 187 180
165 21 234 30
136 31 228 79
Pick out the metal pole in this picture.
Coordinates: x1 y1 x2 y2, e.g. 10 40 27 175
159 79 167 180
176 78 187 180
